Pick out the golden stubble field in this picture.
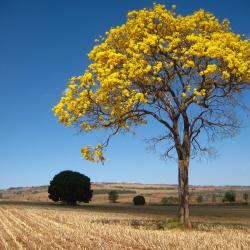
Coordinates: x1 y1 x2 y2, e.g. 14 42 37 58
0 202 250 250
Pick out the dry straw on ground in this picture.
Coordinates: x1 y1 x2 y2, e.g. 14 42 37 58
0 204 250 249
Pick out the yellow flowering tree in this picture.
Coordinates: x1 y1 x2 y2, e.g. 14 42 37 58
53 4 250 227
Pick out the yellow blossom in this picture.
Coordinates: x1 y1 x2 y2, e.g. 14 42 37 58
53 3 250 163
222 71 230 79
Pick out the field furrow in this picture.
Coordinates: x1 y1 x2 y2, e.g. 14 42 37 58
0 204 250 250
0 208 24 249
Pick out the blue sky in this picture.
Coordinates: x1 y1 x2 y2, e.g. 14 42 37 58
0 0 249 189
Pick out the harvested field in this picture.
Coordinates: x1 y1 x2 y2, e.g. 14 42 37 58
0 202 250 249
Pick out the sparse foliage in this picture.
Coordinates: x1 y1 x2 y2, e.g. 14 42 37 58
53 3 250 227
197 195 203 203
48 170 93 205
223 191 236 203
108 190 119 203
161 196 178 205
212 194 216 203
243 193 249 204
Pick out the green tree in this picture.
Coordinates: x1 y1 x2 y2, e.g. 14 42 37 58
53 4 250 227
108 190 119 203
48 170 93 205
212 194 216 203
243 193 249 204
223 191 236 203
196 195 203 203
133 195 146 205
161 196 178 205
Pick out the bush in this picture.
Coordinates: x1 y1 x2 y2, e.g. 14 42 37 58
161 196 178 205
212 194 216 203
243 193 249 204
133 195 145 205
14 191 22 195
196 195 203 203
108 190 119 203
48 170 93 205
0 193 3 199
223 191 236 203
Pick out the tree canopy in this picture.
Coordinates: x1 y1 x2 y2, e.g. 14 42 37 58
53 4 250 163
48 170 93 205
108 190 119 203
223 190 236 203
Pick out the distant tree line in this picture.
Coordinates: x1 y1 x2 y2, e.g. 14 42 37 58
47 171 250 206
94 189 136 195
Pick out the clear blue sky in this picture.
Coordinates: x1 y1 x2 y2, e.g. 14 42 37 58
0 0 249 189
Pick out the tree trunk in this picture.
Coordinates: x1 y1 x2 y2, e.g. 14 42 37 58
178 158 192 228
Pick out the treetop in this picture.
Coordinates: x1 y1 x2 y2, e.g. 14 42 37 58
53 3 250 163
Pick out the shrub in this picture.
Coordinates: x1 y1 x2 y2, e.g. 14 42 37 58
243 193 249 204
161 196 178 205
212 194 216 203
108 190 119 203
196 195 203 203
0 193 3 199
161 197 169 205
48 170 93 205
14 191 22 195
223 191 236 203
133 195 145 205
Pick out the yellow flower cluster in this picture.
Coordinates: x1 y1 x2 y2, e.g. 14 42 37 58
199 64 217 76
53 3 250 162
222 71 230 79
193 88 206 97
80 144 104 163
